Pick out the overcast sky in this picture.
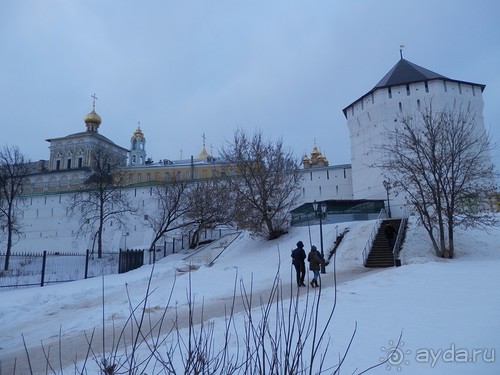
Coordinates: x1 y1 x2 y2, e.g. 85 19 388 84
1 0 499 168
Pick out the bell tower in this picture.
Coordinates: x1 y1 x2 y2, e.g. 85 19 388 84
129 124 146 166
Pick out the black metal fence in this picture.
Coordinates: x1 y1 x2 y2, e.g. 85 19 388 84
0 226 238 291
0 249 144 291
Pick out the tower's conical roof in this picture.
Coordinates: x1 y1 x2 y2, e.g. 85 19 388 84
342 58 485 118
373 59 448 89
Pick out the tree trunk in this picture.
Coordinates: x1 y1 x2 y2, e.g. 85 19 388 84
189 228 202 249
447 215 455 259
4 213 13 270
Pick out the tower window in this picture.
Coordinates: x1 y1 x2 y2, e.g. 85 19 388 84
443 81 448 92
425 81 429 93
56 160 61 170
78 157 83 168
399 102 403 112
417 99 421 109
67 159 71 169
388 87 392 98
406 84 410 96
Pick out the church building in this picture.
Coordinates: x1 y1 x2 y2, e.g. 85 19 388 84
26 100 128 193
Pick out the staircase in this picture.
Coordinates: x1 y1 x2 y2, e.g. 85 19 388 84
365 219 402 268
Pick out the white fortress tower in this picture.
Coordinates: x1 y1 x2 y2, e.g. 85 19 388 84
342 55 486 216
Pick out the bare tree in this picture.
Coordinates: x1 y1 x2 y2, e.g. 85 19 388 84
145 176 193 252
185 178 234 248
0 145 31 270
380 104 497 258
67 148 132 258
220 129 302 240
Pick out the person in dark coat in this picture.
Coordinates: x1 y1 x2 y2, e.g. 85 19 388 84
291 241 306 287
384 223 397 249
307 245 323 288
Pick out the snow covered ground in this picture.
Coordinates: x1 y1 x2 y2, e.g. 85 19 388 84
1 217 499 374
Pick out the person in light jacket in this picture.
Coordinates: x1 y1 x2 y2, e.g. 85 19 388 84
307 245 323 288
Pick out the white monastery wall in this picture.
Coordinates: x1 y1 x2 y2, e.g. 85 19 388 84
12 166 354 254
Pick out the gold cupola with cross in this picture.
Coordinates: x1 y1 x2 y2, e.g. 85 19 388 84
194 133 212 160
84 94 102 132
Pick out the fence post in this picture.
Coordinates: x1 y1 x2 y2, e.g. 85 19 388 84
172 238 175 254
41 251 47 287
84 249 90 279
164 240 167 257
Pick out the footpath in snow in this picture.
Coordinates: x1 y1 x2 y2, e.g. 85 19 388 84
1 219 499 374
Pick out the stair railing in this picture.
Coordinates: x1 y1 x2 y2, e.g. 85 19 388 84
392 207 409 266
362 208 386 266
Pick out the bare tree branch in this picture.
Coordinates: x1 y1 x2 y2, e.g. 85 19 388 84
0 145 31 270
220 129 302 240
379 103 498 258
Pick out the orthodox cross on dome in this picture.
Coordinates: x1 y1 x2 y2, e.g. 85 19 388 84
399 44 405 59
91 93 98 111
202 132 206 147
137 121 141 129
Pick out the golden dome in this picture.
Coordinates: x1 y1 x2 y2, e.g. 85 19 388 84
132 127 145 141
310 145 320 157
84 109 102 126
195 146 211 160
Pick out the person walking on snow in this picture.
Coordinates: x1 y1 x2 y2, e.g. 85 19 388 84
308 245 323 288
291 241 306 287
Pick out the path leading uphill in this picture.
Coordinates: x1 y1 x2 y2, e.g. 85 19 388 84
0 263 382 374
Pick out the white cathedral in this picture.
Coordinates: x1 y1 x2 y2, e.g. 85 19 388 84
7 56 493 252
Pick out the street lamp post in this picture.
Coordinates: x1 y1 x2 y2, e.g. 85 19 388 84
312 200 327 274
383 180 392 218
124 232 129 250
